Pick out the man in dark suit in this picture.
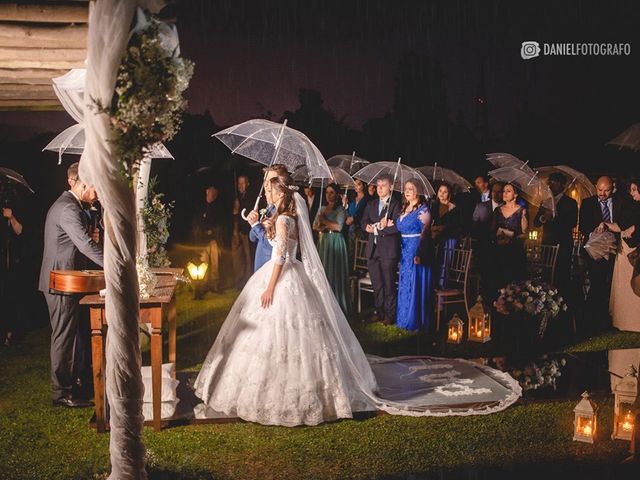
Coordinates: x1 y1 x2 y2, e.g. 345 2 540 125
39 162 104 407
579 176 624 334
361 174 401 324
534 172 578 297
232 175 255 288
471 181 504 298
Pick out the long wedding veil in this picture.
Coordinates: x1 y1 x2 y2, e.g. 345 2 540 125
293 192 379 400
293 192 522 416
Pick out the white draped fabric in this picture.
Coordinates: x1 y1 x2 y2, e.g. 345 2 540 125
79 1 146 479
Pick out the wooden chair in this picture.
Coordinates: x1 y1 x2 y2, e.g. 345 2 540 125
434 247 472 332
353 238 373 313
526 241 560 285
460 236 481 298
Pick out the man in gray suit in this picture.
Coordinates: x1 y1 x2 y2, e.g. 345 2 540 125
39 162 104 407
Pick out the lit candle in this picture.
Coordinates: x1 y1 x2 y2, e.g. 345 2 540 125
476 330 482 338
451 331 458 341
583 423 592 436
622 421 633 432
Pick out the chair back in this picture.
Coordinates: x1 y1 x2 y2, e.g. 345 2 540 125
442 247 473 290
526 241 560 284
354 237 368 274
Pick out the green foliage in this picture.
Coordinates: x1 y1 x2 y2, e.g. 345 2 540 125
142 176 174 267
94 12 194 182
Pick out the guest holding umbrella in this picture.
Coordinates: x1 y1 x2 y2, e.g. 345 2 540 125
430 182 462 287
314 183 351 314
493 183 528 290
395 179 433 331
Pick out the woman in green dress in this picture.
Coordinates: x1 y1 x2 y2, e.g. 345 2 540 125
314 183 351 314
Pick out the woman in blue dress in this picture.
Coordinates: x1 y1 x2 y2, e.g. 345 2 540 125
314 183 352 315
395 179 433 331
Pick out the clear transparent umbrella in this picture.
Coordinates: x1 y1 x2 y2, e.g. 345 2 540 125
293 165 354 189
486 152 535 174
353 159 435 197
44 126 174 163
213 119 331 214
326 152 369 174
489 166 556 216
0 167 34 194
607 123 640 152
537 165 595 205
416 163 472 193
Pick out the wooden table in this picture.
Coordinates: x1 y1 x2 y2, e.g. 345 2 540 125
81 268 182 432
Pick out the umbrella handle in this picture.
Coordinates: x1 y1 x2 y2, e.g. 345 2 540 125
241 208 249 221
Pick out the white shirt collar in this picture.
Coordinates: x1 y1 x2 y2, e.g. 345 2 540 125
68 189 82 205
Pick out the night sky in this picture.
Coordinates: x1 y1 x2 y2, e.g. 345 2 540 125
175 0 639 136
1 1 638 144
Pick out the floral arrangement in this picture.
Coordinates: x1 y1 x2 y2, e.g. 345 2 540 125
95 10 194 181
136 256 158 299
511 357 566 392
494 280 568 318
142 176 174 267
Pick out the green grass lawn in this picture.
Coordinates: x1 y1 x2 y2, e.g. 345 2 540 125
1 284 639 479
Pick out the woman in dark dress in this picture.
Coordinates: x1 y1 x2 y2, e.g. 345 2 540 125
493 183 528 292
430 182 462 287
343 179 369 268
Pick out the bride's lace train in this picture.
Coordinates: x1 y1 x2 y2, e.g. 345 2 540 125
194 258 374 426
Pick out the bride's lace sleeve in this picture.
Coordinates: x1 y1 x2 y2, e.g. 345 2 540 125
273 215 291 265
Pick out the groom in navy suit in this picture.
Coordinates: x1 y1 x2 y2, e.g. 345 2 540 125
246 164 292 271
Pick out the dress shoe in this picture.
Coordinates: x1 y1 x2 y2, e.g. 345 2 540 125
52 396 94 408
382 316 395 326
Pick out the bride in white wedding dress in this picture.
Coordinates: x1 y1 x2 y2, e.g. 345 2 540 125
195 174 521 426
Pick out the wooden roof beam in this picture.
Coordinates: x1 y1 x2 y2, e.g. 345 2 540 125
0 3 88 24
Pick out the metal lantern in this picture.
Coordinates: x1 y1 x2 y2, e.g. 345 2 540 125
468 296 491 343
612 365 638 441
186 261 208 281
573 391 598 444
447 313 464 344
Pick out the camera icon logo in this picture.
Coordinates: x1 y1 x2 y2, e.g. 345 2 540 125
521 41 541 60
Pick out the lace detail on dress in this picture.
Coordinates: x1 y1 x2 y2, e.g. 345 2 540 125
272 215 298 265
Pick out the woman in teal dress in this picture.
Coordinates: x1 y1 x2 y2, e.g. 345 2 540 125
396 179 433 331
314 183 351 314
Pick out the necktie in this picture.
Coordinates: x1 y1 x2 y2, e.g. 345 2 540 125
600 199 611 222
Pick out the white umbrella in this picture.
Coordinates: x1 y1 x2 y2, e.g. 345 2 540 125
607 123 640 152
489 166 556 216
416 163 472 193
213 118 331 215
536 165 595 204
353 159 435 197
486 152 535 174
44 125 174 162
326 152 369 174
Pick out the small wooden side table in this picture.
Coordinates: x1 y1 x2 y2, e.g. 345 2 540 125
81 268 182 432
